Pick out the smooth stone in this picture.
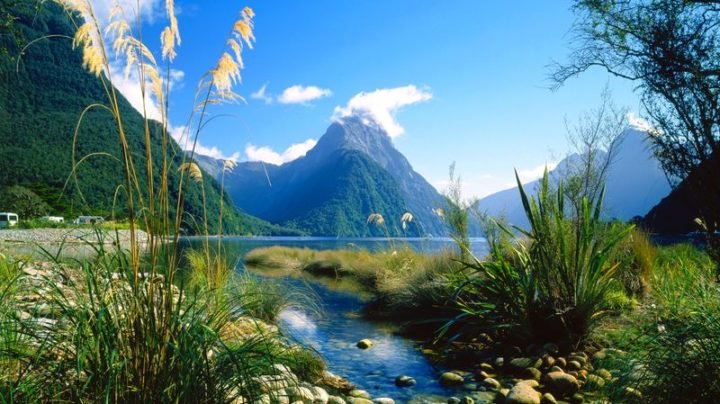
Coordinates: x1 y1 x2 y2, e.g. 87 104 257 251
570 393 584 403
395 375 416 387
540 392 557 404
505 383 541 404
549 366 563 373
255 394 272 404
373 399 394 404
478 363 494 372
287 386 314 403
556 358 567 368
509 357 542 372
440 372 465 387
543 355 556 368
349 390 371 399
567 360 582 371
328 397 346 404
494 357 505 368
311 386 329 404
347 399 372 404
522 367 542 381
474 370 491 381
543 372 580 398
463 383 478 390
356 339 373 349
460 397 474 404
481 377 501 390
447 398 461 404
567 355 587 367
472 391 497 404
516 380 539 388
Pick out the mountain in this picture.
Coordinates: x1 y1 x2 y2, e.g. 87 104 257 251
478 128 671 229
643 154 720 235
0 3 292 235
199 117 448 237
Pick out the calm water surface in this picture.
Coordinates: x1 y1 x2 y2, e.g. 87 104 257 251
181 237 488 402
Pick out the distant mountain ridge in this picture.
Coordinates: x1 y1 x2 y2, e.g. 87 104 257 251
478 128 671 229
197 117 449 237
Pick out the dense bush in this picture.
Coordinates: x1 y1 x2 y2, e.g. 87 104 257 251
444 171 632 346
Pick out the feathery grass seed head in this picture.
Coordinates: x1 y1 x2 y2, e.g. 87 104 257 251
367 213 385 227
179 162 203 183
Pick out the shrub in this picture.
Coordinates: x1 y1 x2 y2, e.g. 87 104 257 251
444 171 632 346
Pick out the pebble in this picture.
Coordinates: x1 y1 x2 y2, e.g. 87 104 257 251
439 372 465 387
349 390 371 399
356 339 373 349
540 392 557 404
567 360 582 371
481 378 501 390
395 375 416 387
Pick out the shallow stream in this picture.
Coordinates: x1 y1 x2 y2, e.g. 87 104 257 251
181 236 489 401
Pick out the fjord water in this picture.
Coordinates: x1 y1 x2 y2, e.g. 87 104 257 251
181 237 488 401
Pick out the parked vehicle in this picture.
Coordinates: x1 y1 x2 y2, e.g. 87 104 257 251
41 216 64 223
73 216 104 225
0 213 19 228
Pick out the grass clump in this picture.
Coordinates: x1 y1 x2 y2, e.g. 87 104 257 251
445 171 632 346
595 244 720 403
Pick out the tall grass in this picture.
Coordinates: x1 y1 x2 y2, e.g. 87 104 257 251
599 245 720 403
444 170 632 346
0 1 325 401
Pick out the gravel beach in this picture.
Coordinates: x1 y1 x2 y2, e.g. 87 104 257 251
0 228 149 246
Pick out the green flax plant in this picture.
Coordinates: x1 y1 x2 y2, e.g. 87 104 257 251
444 170 632 346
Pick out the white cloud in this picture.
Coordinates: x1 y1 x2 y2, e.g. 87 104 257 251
251 83 273 104
109 63 165 122
431 161 560 200
627 112 655 132
88 0 161 23
245 139 318 165
277 85 332 104
332 85 432 138
170 125 241 161
516 161 559 184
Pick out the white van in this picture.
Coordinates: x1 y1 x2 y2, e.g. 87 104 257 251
0 213 19 228
41 216 64 223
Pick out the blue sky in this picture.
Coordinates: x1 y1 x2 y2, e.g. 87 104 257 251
95 0 643 198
